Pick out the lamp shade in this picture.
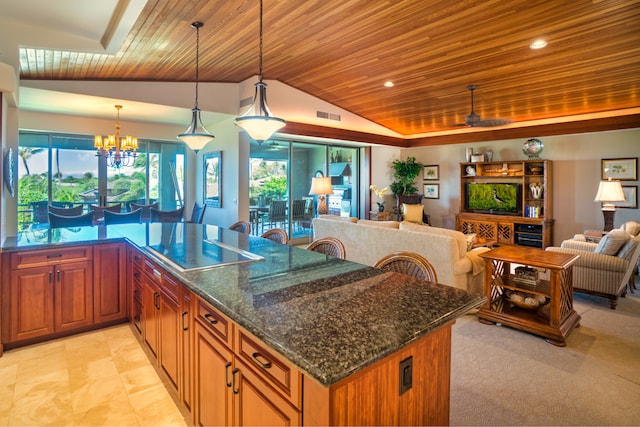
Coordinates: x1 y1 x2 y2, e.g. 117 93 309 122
309 177 334 195
594 180 625 203
234 81 286 144
177 107 215 152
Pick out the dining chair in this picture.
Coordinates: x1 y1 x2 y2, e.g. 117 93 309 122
262 200 287 232
130 201 159 222
306 237 346 259
149 206 184 223
103 208 142 225
260 228 288 244
48 204 84 217
48 212 94 228
374 251 438 282
89 204 122 223
188 203 206 223
291 199 307 232
229 220 251 234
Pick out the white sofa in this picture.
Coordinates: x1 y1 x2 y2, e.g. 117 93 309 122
312 216 490 293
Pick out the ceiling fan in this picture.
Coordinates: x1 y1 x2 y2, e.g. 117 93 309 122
458 85 512 127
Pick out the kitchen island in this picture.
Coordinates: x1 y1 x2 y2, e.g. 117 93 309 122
2 223 485 425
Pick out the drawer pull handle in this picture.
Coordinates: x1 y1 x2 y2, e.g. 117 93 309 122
49 271 53 283
57 269 61 281
134 255 142 261
225 362 232 387
133 272 140 280
181 311 189 331
232 368 240 394
203 313 218 325
47 253 62 258
252 352 272 369
154 292 160 310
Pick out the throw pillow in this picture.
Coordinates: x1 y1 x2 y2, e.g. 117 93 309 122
399 221 430 233
616 238 638 260
621 221 640 237
402 203 423 223
358 219 400 228
465 233 477 251
594 229 630 256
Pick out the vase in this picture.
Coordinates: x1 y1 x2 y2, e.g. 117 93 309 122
378 204 385 212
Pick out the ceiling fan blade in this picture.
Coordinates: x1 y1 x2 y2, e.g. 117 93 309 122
476 118 513 127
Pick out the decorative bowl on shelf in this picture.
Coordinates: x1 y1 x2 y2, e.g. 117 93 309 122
504 290 548 310
523 138 544 159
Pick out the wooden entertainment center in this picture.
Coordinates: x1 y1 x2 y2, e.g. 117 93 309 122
457 160 553 248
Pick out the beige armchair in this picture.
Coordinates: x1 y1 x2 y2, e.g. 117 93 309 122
546 223 640 309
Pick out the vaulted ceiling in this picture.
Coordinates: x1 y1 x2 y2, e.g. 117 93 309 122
2 0 640 144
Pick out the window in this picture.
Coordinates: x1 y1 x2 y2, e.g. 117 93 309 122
17 131 185 229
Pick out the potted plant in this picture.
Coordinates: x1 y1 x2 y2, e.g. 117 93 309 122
390 156 423 195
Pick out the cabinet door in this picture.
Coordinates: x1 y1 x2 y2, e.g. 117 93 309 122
9 266 55 341
142 278 159 358
181 290 193 414
93 243 127 323
233 358 301 427
193 322 233 427
159 290 181 393
54 261 93 332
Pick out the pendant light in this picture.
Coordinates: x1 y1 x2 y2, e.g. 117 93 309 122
234 0 286 145
178 21 215 152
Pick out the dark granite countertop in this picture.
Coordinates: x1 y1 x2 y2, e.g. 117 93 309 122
2 223 485 386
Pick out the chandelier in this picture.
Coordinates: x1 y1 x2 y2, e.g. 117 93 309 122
177 21 215 152
234 0 286 145
95 105 138 168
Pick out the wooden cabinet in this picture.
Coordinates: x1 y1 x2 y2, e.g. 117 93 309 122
135 256 191 421
2 246 93 344
93 243 127 324
458 160 554 248
192 298 301 426
128 246 144 337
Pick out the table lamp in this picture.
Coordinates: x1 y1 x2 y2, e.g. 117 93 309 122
594 178 625 231
309 177 333 216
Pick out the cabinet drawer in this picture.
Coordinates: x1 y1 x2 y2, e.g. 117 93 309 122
196 299 231 346
143 259 163 282
236 328 301 408
162 273 180 303
11 246 93 269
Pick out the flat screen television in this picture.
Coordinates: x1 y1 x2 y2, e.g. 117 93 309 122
465 182 521 215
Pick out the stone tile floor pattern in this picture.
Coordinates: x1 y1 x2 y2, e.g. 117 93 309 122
0 324 187 426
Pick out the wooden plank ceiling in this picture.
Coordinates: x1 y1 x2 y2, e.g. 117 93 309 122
18 0 640 141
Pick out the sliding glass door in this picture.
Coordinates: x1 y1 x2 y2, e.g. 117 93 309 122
249 139 360 245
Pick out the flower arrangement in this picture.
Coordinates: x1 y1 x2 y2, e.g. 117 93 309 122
370 184 389 211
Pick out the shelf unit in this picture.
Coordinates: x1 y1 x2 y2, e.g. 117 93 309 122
457 159 553 248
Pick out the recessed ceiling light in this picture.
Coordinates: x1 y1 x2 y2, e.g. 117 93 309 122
383 81 394 88
530 39 547 50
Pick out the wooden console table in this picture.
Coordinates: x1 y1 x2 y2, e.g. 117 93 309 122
369 210 393 221
478 246 581 346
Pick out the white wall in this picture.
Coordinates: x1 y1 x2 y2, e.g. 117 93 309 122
373 129 639 246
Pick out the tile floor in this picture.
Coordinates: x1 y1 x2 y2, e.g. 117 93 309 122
0 324 187 426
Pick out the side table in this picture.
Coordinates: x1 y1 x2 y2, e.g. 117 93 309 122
369 211 393 221
477 246 581 346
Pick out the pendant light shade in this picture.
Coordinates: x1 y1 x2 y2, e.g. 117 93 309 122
178 21 214 152
234 0 285 145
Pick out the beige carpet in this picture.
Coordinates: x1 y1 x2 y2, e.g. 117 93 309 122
450 281 640 426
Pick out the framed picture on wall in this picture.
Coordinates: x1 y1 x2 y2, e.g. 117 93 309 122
423 183 440 199
423 165 439 180
613 185 637 209
601 158 637 180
